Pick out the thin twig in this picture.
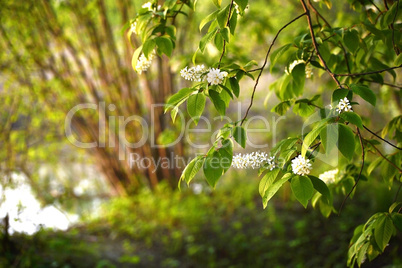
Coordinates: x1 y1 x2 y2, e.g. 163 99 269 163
339 128 365 214
240 13 307 125
363 125 402 150
366 140 402 173
362 78 402 89
336 65 402 77
308 0 351 73
300 0 343 88
369 0 382 13
217 0 235 68
391 0 400 55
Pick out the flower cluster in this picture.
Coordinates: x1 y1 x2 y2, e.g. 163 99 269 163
180 65 208 82
206 68 228 85
336 97 353 113
180 66 228 85
318 169 338 184
232 152 276 170
291 155 312 176
135 52 154 74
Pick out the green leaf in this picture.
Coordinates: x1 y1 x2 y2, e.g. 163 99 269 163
270 44 292 72
228 77 240 97
131 45 143 71
199 10 219 31
259 169 281 197
389 202 401 213
218 139 233 173
337 123 355 161
142 39 156 58
155 36 173 57
217 5 230 29
271 100 292 116
367 157 383 175
203 150 223 188
374 214 394 251
221 27 230 43
233 126 246 148
262 173 292 208
308 175 331 204
187 93 206 125
332 88 349 104
340 112 363 129
234 0 248 12
165 87 195 111
180 156 205 185
343 30 359 54
392 213 402 232
351 84 376 106
291 176 315 208
395 54 402 66
229 10 238 35
301 121 328 157
321 123 338 155
212 0 222 8
199 28 218 53
209 90 226 115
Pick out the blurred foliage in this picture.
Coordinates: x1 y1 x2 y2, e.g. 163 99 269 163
1 177 401 267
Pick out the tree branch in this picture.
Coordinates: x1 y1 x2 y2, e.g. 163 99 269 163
336 65 402 77
299 0 343 88
240 13 307 125
366 140 402 173
217 0 235 68
363 125 402 150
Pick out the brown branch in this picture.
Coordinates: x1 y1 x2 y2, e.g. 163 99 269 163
336 65 402 77
300 0 343 88
363 125 402 150
240 13 307 125
339 128 365 214
392 0 400 55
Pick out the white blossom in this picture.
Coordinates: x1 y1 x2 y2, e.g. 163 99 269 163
318 169 338 184
336 97 353 113
232 152 276 170
180 65 208 82
135 52 154 74
142 2 153 10
291 155 312 176
206 68 228 85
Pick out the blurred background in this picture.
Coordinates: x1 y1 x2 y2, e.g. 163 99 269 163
0 0 401 267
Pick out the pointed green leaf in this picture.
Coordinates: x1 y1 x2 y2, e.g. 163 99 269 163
233 126 246 148
351 84 376 106
291 176 315 208
203 150 223 188
337 123 356 161
180 156 205 185
187 93 206 125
